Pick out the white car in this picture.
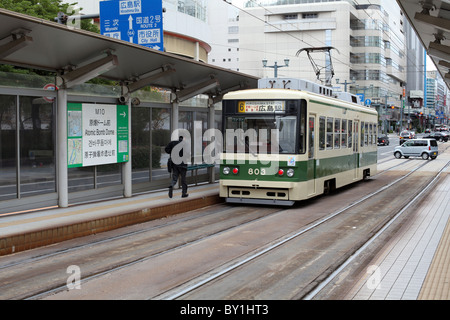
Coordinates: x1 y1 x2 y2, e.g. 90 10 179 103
394 139 438 160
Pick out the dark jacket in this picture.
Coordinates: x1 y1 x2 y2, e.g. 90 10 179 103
165 138 187 168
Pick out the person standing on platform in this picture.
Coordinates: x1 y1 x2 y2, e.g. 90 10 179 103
165 136 188 198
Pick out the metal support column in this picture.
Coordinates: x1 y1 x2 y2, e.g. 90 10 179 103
122 98 132 198
56 84 68 207
208 98 215 183
172 99 179 133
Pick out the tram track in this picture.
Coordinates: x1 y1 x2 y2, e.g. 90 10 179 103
53 160 447 299
0 155 446 300
158 159 444 300
0 205 282 300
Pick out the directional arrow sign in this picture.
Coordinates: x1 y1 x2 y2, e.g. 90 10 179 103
128 15 134 43
100 0 164 51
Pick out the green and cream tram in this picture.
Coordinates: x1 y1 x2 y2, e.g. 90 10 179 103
219 78 378 206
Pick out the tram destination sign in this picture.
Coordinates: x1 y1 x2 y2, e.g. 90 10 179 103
67 103 129 168
100 0 164 51
238 101 285 113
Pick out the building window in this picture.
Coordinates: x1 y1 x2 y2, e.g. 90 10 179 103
228 26 239 34
302 13 318 19
284 14 297 20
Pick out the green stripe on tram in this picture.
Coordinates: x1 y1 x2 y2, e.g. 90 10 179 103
220 152 377 182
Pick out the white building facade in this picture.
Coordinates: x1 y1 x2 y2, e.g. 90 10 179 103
236 0 407 128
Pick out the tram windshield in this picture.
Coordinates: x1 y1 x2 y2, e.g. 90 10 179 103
224 115 303 154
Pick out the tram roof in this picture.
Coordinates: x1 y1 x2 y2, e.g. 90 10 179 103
0 8 258 98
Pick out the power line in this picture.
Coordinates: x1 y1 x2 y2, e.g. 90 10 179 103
220 0 428 86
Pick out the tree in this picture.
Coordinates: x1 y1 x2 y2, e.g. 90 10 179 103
0 0 99 33
0 0 100 74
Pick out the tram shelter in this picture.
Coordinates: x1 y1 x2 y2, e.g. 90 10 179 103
0 8 258 213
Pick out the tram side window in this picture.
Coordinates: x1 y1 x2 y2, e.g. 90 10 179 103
308 116 315 159
327 117 333 149
360 121 365 147
372 123 378 145
369 123 373 145
334 118 341 149
319 116 326 150
299 106 307 154
342 119 347 148
365 123 369 146
348 120 353 149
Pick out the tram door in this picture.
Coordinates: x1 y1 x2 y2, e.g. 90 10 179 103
307 115 316 196
353 120 360 180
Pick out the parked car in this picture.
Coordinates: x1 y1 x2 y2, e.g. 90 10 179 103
394 139 438 160
377 135 390 146
423 132 449 142
424 128 431 133
399 130 414 144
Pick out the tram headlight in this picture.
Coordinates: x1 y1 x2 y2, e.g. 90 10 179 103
287 169 295 177
223 167 230 175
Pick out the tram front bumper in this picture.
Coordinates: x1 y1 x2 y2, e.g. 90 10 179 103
220 180 296 205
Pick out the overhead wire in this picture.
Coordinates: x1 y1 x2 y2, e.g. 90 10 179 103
222 0 353 72
220 0 426 80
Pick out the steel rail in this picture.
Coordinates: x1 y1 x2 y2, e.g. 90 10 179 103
160 160 433 300
303 160 450 300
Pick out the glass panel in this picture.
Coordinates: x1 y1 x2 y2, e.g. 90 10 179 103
319 116 325 150
132 107 151 183
69 166 94 192
326 117 333 149
342 119 347 148
194 111 208 164
0 95 17 201
308 116 315 159
225 115 298 154
365 122 369 146
360 121 365 147
97 163 122 188
348 120 353 149
151 108 171 181
334 118 341 149
19 96 56 198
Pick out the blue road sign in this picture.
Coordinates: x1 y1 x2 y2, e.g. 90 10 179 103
356 93 364 104
100 0 164 51
365 99 371 106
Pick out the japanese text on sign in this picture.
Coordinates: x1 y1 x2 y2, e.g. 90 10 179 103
120 0 142 15
100 0 164 51
238 101 285 113
67 103 129 168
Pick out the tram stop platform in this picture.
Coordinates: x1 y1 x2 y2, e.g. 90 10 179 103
342 145 450 300
0 183 221 256
342 173 450 300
